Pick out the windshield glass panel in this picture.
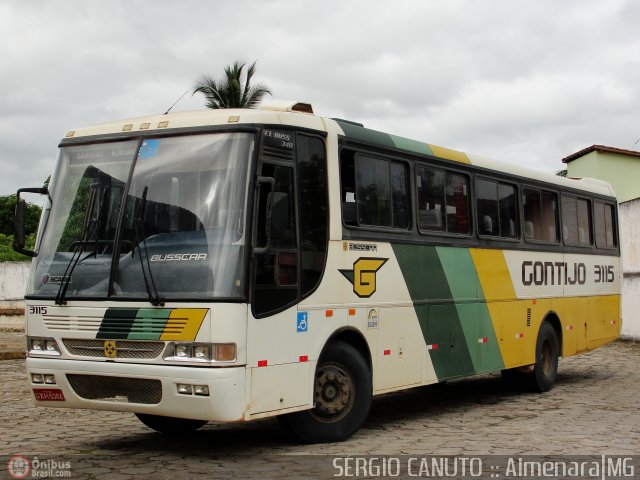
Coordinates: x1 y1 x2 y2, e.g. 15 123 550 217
28 141 137 297
28 133 254 300
114 133 253 299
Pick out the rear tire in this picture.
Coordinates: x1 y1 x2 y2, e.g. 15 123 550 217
135 413 207 433
277 340 372 443
529 321 559 392
501 321 559 392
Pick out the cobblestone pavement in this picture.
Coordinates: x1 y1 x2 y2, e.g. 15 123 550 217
1 341 639 479
0 315 25 360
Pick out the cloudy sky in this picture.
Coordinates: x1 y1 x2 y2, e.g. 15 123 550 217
1 0 639 195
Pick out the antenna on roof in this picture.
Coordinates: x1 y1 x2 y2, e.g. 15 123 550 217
163 89 189 115
634 137 640 145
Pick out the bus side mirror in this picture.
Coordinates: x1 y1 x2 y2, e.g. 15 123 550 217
267 191 288 241
13 199 30 255
13 187 48 258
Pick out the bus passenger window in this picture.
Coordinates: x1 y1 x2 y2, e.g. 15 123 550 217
541 191 558 242
523 188 558 243
561 195 592 246
476 178 518 239
416 165 469 235
341 150 409 230
595 201 616 248
476 179 499 236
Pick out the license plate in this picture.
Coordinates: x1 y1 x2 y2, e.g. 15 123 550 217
33 388 65 401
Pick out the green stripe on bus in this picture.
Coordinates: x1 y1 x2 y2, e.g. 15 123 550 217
436 247 504 374
390 135 434 156
96 308 138 339
335 121 397 148
392 244 475 380
128 308 172 340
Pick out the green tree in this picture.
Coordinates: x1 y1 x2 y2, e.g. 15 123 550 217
193 61 271 109
0 194 41 237
0 233 36 261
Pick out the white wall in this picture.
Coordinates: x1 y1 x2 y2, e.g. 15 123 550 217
0 261 30 309
619 198 640 339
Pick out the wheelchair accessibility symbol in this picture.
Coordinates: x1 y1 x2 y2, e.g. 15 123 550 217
297 312 308 332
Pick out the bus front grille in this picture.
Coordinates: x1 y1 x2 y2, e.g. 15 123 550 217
62 339 165 359
66 374 162 404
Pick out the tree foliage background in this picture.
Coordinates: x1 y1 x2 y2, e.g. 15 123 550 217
0 194 41 261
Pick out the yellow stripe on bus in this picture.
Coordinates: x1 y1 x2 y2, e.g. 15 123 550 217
160 308 208 341
428 144 471 164
471 249 523 367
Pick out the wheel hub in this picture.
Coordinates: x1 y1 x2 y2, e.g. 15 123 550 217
312 364 353 422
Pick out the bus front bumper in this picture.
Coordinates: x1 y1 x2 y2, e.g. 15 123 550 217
26 358 247 422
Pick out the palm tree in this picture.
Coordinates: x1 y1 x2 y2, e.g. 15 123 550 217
193 61 271 109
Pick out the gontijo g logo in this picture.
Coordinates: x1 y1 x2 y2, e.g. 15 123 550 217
339 258 388 298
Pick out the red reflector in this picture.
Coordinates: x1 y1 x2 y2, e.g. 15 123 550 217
299 355 308 362
479 337 488 343
383 349 391 356
257 360 268 367
348 308 356 316
325 309 333 317
429 343 439 350
33 388 65 401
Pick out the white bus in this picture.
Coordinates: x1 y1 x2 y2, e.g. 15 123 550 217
15 101 620 443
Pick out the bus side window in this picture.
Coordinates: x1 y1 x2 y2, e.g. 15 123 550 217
340 151 357 226
561 194 592 246
476 177 518 239
595 201 617 248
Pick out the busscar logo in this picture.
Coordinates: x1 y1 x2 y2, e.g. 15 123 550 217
339 258 388 298
104 340 117 358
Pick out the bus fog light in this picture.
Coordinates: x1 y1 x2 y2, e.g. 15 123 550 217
177 384 192 395
194 385 209 396
193 345 210 360
214 344 236 362
175 345 191 358
31 373 44 384
44 340 60 353
44 374 56 384
28 337 61 356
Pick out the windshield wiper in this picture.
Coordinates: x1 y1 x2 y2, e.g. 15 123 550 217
55 182 104 305
133 186 164 306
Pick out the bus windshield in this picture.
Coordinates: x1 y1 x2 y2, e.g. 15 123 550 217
28 132 254 301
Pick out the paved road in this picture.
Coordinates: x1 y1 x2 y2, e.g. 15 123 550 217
1 341 639 479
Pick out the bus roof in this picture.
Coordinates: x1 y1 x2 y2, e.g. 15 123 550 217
63 103 616 199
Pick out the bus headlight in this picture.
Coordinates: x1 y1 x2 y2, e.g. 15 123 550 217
164 343 236 363
28 337 61 357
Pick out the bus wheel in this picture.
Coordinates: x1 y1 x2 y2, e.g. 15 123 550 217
277 340 372 443
501 322 559 392
135 413 207 434
530 321 559 392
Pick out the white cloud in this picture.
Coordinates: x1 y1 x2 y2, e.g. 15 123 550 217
0 0 639 193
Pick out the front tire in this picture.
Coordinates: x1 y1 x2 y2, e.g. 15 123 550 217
136 413 208 434
277 340 372 443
